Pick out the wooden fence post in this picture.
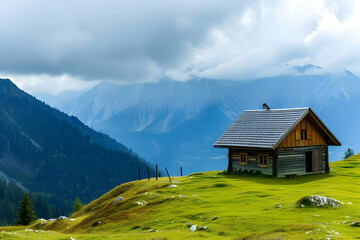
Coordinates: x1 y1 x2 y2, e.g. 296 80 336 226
180 167 183 177
165 167 172 182
156 164 158 181
147 166 150 180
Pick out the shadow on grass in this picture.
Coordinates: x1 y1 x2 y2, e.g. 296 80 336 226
219 171 334 185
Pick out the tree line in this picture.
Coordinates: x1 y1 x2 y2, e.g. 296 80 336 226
0 181 62 225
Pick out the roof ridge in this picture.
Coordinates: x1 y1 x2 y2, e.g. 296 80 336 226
244 107 309 112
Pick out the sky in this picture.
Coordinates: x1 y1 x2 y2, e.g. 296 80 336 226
0 0 360 95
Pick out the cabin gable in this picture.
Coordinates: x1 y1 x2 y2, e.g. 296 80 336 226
277 115 327 148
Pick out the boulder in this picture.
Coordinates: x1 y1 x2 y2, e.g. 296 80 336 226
298 195 343 208
58 216 68 220
190 225 197 232
198 226 209 231
92 221 101 227
351 221 360 227
112 196 124 204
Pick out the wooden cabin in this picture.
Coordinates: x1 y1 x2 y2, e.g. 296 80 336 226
214 104 341 177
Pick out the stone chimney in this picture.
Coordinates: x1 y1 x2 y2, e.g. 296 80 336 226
263 103 270 110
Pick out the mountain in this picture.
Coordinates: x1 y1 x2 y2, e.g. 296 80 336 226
38 66 360 174
2 155 360 239
0 78 154 222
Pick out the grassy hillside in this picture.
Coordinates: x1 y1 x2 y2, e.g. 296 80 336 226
0 78 154 220
1 154 360 239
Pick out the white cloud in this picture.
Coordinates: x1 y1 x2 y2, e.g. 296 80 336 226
2 73 99 95
1 0 360 93
168 0 360 80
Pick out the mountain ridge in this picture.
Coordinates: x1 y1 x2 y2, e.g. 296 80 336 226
0 78 154 224
37 68 360 174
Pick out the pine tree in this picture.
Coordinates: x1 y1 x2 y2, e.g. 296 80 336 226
15 193 37 225
344 148 354 159
72 197 83 213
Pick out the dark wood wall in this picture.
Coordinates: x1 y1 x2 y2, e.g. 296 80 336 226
230 148 274 175
276 146 328 176
228 145 329 177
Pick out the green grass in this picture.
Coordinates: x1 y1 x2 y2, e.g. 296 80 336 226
2 154 360 239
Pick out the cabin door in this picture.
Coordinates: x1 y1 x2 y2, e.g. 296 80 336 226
312 150 323 172
306 152 312 172
306 151 322 173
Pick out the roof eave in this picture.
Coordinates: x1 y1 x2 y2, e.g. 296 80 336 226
307 108 341 146
214 144 273 150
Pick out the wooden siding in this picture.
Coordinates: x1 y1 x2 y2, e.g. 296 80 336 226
230 148 274 175
277 146 327 176
278 116 327 148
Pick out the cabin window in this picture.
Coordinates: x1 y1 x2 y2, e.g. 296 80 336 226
258 154 269 167
301 129 307 140
239 153 248 165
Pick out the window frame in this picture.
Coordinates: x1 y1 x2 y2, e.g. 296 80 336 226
258 154 269 167
301 129 307 140
239 153 248 165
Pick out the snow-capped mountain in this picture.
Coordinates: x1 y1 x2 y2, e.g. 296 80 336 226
38 65 360 174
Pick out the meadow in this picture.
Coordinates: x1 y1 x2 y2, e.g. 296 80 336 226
1 154 360 239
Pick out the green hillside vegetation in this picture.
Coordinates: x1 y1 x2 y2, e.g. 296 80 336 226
0 78 154 224
1 154 360 239
0 181 62 226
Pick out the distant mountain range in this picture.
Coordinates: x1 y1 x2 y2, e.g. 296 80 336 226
38 65 360 174
0 78 154 223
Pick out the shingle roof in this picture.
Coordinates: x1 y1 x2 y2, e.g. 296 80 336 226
214 108 309 149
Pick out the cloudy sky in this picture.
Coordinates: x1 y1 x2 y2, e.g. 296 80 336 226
0 0 359 94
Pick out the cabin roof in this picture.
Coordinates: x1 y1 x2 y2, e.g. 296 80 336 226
214 107 341 149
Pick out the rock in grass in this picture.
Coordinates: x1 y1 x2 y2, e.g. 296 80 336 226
92 221 101 227
298 195 343 208
198 226 209 231
351 221 360 227
112 196 124 204
58 216 68 220
190 225 197 232
136 200 147 205
169 184 178 188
